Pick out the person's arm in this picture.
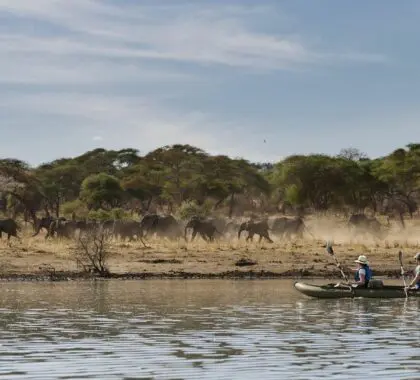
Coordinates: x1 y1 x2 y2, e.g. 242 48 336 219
355 268 366 285
408 269 420 288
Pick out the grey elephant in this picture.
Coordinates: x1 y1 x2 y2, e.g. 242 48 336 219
0 218 21 242
140 214 182 239
271 216 305 239
184 216 221 242
33 216 67 239
348 214 384 238
112 220 145 243
238 220 273 243
48 219 78 239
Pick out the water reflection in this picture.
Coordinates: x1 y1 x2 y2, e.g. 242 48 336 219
0 280 418 379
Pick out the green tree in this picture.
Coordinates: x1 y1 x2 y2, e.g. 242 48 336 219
80 173 124 210
372 144 420 216
36 160 82 217
0 159 44 223
144 144 208 207
120 160 165 212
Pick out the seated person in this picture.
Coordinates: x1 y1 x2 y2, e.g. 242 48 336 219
406 252 420 290
353 255 372 288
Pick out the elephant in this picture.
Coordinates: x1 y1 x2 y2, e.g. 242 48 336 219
32 216 67 239
271 216 305 239
139 214 182 240
348 214 384 238
184 216 222 242
238 220 273 243
224 220 242 238
112 220 145 243
0 218 21 242
207 217 228 235
48 219 79 239
73 219 100 233
99 219 115 234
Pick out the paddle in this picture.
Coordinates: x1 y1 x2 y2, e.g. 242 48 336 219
325 242 354 296
398 251 408 298
326 241 350 284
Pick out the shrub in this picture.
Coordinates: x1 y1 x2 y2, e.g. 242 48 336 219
87 209 112 221
74 229 111 276
61 199 89 218
178 200 211 220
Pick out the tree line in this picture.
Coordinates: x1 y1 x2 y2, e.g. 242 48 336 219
1 143 419 226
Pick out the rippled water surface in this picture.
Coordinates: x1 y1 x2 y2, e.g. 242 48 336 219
0 279 419 379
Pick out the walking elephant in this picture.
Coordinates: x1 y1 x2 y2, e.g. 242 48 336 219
48 219 78 239
271 216 305 239
238 220 273 243
112 220 146 245
184 216 221 242
140 214 182 239
348 214 384 238
33 216 67 239
0 218 21 242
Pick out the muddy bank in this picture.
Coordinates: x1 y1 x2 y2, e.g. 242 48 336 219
0 231 418 282
0 267 407 282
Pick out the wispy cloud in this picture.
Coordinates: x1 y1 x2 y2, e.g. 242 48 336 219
0 1 386 73
0 1 390 164
1 90 280 164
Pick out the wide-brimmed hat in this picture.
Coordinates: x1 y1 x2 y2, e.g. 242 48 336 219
414 252 420 260
355 255 369 265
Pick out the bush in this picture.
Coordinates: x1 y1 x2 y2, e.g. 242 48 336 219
61 199 89 218
74 229 111 276
177 200 211 220
87 209 112 221
110 208 131 220
80 173 123 210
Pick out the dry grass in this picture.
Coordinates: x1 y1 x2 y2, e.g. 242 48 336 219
0 215 419 277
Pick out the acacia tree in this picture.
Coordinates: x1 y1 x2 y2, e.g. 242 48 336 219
0 159 44 224
80 173 124 210
270 155 344 211
144 144 208 208
120 160 164 212
372 145 420 219
36 160 82 217
200 156 270 216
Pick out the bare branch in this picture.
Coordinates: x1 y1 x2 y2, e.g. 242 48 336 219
73 228 111 276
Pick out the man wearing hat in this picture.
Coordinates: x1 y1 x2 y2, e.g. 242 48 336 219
353 255 372 288
406 252 420 290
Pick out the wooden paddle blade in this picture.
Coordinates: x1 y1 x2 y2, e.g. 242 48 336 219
326 241 334 255
398 251 403 266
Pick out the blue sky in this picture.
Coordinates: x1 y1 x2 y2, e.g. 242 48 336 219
1 0 419 166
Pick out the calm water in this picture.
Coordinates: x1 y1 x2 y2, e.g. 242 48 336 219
0 279 418 379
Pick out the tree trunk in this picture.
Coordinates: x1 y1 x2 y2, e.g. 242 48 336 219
213 198 225 210
398 212 406 229
56 199 60 218
228 193 235 218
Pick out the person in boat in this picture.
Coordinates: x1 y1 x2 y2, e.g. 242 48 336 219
406 252 420 290
353 255 372 288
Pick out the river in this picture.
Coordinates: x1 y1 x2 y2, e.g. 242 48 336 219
0 279 418 379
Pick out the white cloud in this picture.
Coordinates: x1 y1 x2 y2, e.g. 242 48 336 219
1 91 281 164
0 1 389 164
0 1 386 74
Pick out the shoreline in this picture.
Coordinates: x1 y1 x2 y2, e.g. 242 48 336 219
0 268 406 282
1 227 417 283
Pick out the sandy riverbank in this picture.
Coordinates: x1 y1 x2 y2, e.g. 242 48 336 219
0 225 419 281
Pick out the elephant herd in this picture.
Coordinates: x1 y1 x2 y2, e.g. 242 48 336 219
0 214 311 244
0 212 388 244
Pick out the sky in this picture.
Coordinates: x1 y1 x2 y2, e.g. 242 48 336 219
1 0 420 166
